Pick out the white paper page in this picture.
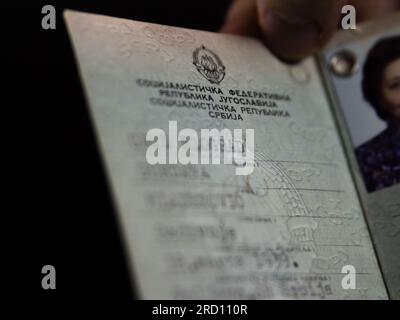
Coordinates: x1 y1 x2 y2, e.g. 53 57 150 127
65 10 387 299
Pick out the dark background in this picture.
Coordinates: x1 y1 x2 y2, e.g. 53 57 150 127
2 0 232 299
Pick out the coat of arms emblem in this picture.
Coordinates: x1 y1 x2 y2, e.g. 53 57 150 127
193 45 226 84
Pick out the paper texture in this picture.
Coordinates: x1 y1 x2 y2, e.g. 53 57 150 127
65 10 387 299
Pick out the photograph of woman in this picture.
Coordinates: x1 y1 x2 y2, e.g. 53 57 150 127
356 35 400 193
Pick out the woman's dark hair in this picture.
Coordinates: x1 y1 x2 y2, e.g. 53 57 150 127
362 35 400 121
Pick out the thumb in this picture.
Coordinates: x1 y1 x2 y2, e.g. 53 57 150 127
256 0 344 61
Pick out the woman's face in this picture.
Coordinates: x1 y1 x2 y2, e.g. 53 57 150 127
381 58 400 122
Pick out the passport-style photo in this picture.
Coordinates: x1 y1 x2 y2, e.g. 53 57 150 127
327 33 400 194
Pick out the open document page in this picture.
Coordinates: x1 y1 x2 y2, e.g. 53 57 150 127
64 10 387 299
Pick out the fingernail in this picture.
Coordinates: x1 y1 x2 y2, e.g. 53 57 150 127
261 11 321 61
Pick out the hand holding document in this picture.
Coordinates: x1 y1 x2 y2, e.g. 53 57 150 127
65 10 399 299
